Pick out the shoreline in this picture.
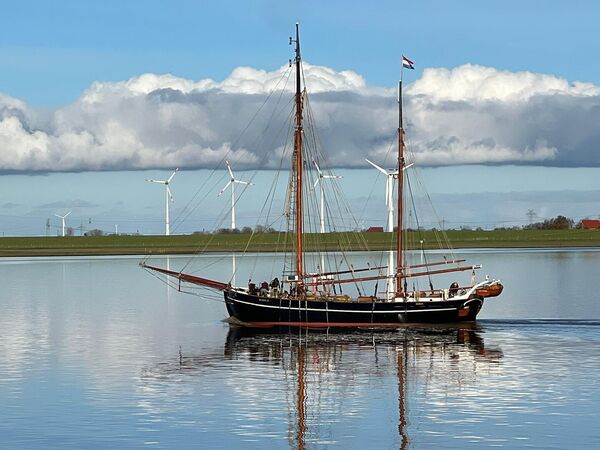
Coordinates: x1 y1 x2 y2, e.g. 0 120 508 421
1 230 599 257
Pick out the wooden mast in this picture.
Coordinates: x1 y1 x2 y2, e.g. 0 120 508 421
396 77 405 296
292 23 304 291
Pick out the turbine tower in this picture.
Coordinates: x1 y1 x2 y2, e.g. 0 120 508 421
54 211 71 237
313 160 342 233
365 159 399 232
146 168 178 236
218 160 252 230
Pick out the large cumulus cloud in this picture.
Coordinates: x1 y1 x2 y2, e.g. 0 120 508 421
404 64 600 167
1 63 599 172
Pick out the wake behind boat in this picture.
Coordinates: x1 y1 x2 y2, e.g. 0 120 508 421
142 24 503 327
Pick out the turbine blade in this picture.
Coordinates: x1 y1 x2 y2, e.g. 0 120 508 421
365 158 388 176
313 177 320 189
234 180 251 185
167 186 174 203
65 211 71 217
146 179 166 184
167 168 179 183
312 159 322 175
217 180 232 196
225 160 234 179
403 163 415 171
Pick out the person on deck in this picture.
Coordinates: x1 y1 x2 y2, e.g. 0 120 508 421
449 281 459 298
260 281 269 296
248 282 257 295
270 277 280 296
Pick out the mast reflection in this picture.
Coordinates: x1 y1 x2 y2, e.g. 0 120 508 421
140 325 502 448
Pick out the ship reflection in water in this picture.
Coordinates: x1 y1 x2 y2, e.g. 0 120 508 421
141 325 503 449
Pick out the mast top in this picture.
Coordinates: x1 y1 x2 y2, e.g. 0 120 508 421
290 23 301 60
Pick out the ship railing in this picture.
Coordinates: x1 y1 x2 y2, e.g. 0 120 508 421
405 285 475 301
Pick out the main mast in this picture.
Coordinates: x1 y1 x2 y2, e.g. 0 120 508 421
396 77 405 296
292 23 304 289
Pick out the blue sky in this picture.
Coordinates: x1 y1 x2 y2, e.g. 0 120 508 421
1 1 599 235
2 0 599 106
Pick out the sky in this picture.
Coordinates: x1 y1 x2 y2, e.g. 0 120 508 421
0 0 599 236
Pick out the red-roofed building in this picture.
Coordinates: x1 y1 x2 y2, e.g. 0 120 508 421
581 219 600 229
367 226 385 232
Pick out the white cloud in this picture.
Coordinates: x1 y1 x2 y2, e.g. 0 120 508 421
407 141 558 166
0 92 27 110
0 63 599 172
401 65 600 167
81 63 372 100
409 64 600 102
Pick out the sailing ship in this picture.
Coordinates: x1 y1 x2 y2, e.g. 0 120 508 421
142 24 503 327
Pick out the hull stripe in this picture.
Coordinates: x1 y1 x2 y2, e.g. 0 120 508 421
243 322 427 328
230 298 459 314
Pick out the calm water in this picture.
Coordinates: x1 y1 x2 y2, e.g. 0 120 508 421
1 249 600 449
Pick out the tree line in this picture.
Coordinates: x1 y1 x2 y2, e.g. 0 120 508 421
497 215 588 231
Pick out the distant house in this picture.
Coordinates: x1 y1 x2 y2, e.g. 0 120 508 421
582 219 600 229
84 229 104 236
367 226 385 232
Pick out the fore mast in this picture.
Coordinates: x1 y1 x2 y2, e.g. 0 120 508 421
291 23 304 295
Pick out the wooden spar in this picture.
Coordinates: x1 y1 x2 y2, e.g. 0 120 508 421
141 263 229 291
293 23 304 288
405 258 466 270
302 265 388 278
304 264 480 287
397 263 479 280
396 78 405 295
301 259 466 279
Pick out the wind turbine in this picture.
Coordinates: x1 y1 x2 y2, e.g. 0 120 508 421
218 160 252 230
366 158 413 299
146 168 178 236
54 211 71 237
365 159 399 232
365 159 414 232
313 160 342 233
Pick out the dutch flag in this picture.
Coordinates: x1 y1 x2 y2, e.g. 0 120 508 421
402 55 415 70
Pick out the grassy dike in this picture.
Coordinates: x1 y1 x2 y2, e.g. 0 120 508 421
0 229 599 257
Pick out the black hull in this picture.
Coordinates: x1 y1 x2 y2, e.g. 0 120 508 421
224 290 483 327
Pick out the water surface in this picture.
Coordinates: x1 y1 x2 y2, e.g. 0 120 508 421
1 249 599 449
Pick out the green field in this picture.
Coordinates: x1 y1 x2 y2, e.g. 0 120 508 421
0 229 599 257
